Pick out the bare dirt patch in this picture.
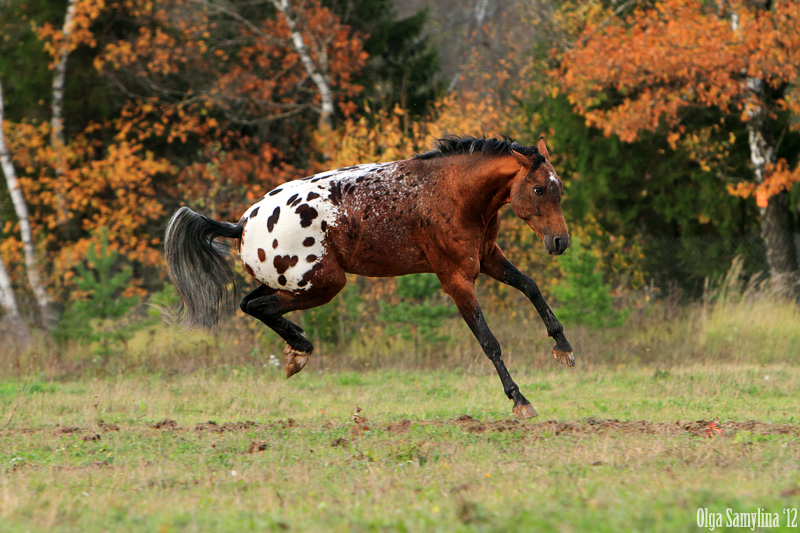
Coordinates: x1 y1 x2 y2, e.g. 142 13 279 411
149 419 180 430
444 416 800 438
193 420 258 433
54 425 82 435
5 417 798 439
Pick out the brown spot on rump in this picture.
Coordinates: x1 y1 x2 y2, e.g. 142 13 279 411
306 191 320 201
298 280 308 287
244 264 255 277
268 188 283 196
303 237 315 247
273 255 299 274
290 196 303 208
328 182 343 205
267 206 280 232
286 194 299 205
250 206 260 218
300 261 323 283
306 254 317 262
321 220 328 232
295 204 318 228
278 275 287 286
342 215 360 240
272 239 278 249
257 248 266 262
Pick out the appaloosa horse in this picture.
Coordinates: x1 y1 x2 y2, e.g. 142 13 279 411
164 136 574 418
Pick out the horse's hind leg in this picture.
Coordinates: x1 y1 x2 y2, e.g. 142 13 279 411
240 265 346 378
480 244 574 367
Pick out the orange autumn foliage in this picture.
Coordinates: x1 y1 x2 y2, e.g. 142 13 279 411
2 0 373 300
93 0 369 215
3 116 168 294
558 0 800 201
36 0 104 64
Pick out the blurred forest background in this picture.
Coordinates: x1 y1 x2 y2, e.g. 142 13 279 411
1 0 799 373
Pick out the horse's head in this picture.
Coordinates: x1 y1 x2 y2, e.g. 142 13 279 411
509 137 570 255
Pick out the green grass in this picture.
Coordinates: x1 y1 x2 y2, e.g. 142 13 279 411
2 365 799 532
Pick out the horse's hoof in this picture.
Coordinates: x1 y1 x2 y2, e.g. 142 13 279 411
512 402 538 419
553 348 575 367
284 345 310 378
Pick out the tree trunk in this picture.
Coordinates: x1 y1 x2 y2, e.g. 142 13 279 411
0 79 55 328
51 0 77 225
744 77 799 291
0 253 31 342
0 254 21 320
270 0 335 129
760 191 798 282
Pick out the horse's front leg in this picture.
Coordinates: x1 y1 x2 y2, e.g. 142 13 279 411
436 269 537 419
481 244 575 367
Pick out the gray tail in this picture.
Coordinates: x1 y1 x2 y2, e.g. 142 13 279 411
163 207 243 329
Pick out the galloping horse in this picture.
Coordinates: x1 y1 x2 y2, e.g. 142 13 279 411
164 136 574 418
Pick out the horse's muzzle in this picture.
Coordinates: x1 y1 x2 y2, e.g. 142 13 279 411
545 234 570 255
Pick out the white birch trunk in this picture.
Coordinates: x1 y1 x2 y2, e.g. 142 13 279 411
51 0 77 224
0 79 55 328
731 9 798 288
744 77 798 286
0 253 21 321
270 0 335 128
0 252 31 343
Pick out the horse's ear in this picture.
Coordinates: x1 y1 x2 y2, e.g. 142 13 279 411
511 150 531 168
537 136 551 162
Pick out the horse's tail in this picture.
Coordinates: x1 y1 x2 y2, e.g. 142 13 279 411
163 206 243 329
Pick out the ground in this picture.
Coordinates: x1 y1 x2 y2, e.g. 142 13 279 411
1 364 799 532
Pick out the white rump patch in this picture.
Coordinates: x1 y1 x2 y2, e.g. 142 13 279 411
238 163 388 290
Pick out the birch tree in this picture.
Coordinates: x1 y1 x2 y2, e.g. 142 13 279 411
270 0 335 129
50 0 77 225
0 78 54 328
0 252 21 322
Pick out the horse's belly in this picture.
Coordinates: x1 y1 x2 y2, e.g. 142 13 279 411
327 216 431 277
338 241 431 277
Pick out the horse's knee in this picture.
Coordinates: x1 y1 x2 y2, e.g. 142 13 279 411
546 321 563 338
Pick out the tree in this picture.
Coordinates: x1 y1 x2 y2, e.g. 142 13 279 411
0 251 22 322
0 78 55 328
559 0 800 289
325 0 441 116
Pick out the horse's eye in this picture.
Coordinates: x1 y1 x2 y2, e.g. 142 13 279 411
533 187 544 196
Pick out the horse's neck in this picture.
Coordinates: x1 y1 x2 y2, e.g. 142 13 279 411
421 155 519 221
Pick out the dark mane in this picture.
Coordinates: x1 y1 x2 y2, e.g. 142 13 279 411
414 135 543 164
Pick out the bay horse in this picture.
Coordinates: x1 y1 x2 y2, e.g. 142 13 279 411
164 136 574 419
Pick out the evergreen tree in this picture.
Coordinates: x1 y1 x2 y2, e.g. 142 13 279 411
325 0 442 116
522 93 766 295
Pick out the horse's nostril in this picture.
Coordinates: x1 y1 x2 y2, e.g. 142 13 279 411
553 237 562 250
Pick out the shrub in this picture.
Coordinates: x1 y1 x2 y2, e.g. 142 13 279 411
55 229 139 355
377 274 455 344
550 238 626 328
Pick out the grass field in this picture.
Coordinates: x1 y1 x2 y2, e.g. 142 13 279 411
2 362 799 532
